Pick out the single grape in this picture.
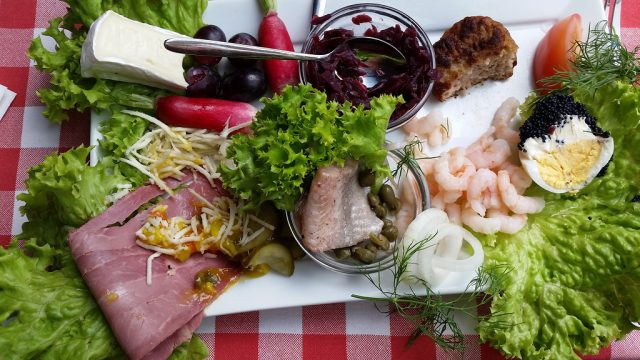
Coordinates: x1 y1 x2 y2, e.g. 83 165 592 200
221 68 267 102
228 33 259 67
193 25 226 65
185 65 221 98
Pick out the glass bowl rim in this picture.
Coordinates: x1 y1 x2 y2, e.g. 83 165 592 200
299 2 437 132
285 148 430 275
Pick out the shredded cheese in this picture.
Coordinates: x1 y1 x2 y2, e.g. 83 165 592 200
122 113 275 262
122 112 233 194
146 252 161 285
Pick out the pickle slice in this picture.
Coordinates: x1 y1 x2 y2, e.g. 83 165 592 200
245 242 294 276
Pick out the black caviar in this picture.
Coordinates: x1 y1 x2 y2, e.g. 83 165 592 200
304 25 435 124
518 94 610 151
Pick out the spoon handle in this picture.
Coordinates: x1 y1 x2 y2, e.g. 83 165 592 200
312 0 326 18
164 38 322 61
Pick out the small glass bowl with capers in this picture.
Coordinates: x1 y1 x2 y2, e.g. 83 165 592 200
285 149 430 275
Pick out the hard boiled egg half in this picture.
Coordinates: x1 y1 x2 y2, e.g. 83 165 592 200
519 114 614 193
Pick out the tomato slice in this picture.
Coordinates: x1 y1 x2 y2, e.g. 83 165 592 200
533 13 583 89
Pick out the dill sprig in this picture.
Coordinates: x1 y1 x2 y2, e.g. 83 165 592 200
352 234 512 352
391 137 437 179
538 21 640 97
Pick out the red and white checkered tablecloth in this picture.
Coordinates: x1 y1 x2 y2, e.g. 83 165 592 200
1 0 639 359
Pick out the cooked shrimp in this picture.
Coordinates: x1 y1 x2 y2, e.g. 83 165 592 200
493 97 519 128
434 153 476 192
402 111 449 147
446 203 462 225
432 186 464 211
494 127 520 149
466 138 512 169
428 129 445 147
395 179 417 237
466 128 495 153
497 170 545 214
486 209 527 234
492 97 521 149
499 162 532 194
401 116 424 136
466 168 501 216
447 147 467 171
431 191 446 210
442 189 463 204
461 207 501 234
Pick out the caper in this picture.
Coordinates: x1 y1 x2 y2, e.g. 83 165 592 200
367 192 381 208
353 247 376 264
373 204 387 218
369 232 390 251
365 242 378 252
379 184 400 211
381 224 398 242
334 247 352 260
358 170 375 187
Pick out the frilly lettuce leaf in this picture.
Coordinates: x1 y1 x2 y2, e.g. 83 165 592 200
99 111 148 158
0 240 124 359
62 0 207 36
16 147 133 249
168 335 209 360
220 84 402 211
27 0 207 123
477 81 640 359
0 240 209 360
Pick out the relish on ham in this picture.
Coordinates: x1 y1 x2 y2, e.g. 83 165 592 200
68 174 242 360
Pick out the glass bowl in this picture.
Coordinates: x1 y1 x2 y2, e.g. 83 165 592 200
299 3 436 131
285 149 430 275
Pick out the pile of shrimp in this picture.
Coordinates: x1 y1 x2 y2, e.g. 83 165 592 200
402 109 451 147
402 98 545 235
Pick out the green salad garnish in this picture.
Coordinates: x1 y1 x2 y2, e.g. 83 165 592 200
220 84 402 211
0 1 211 359
27 0 207 123
477 23 640 359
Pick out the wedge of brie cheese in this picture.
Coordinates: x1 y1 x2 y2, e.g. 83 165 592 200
81 10 188 91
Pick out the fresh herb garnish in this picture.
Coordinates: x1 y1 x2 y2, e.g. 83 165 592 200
538 21 640 97
391 137 438 179
352 234 511 352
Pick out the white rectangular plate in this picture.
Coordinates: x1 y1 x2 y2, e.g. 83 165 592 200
90 0 605 316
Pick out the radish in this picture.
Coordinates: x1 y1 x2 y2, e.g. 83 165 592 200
155 96 256 134
257 0 299 94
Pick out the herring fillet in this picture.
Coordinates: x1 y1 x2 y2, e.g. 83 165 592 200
301 161 383 252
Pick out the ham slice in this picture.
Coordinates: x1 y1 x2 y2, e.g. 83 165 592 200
68 174 241 360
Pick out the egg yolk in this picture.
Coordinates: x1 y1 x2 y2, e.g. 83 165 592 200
534 139 603 191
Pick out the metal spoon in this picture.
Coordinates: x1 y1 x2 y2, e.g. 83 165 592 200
164 37 406 88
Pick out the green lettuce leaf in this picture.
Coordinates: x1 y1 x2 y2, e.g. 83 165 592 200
0 240 208 360
16 147 133 249
220 84 402 211
62 0 207 36
477 81 640 359
99 111 148 158
27 0 207 123
168 335 209 360
0 240 125 359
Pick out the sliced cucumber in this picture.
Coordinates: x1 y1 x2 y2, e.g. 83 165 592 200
245 242 294 276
